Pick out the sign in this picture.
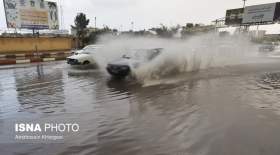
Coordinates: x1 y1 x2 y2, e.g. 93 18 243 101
274 2 280 22
242 3 276 24
225 8 244 25
3 0 59 29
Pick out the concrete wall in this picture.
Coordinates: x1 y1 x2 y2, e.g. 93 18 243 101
0 37 73 54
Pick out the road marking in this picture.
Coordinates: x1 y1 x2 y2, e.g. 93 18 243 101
64 51 72 54
15 54 26 57
16 59 31 64
50 52 58 55
43 58 56 62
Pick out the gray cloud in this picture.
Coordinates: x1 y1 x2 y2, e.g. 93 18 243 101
90 0 138 7
0 0 279 32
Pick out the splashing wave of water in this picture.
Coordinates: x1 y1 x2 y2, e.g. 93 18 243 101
94 33 258 83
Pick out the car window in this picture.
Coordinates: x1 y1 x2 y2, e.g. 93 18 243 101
81 46 103 54
84 51 92 54
147 49 161 60
122 49 162 61
81 48 95 54
122 54 131 59
83 45 93 50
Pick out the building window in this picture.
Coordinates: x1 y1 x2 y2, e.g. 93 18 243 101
20 0 26 6
40 0 45 8
30 0 35 7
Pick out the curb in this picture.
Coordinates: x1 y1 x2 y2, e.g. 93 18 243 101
0 51 72 59
0 51 72 66
0 60 16 65
16 59 31 64
0 57 68 66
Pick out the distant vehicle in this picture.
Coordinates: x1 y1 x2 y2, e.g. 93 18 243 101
67 45 102 65
259 43 275 52
106 48 163 78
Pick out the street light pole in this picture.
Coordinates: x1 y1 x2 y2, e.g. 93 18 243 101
243 0 247 8
95 17 97 29
131 21 134 32
59 0 64 30
240 0 247 33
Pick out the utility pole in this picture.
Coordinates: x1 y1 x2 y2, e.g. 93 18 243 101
131 21 134 32
95 17 97 29
59 0 64 30
240 0 247 33
32 28 39 57
243 0 247 9
120 25 123 32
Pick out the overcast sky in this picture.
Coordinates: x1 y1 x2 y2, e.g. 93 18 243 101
0 0 280 31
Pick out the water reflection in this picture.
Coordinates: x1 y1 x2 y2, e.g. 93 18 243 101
36 64 44 78
0 69 20 117
245 72 280 115
258 72 280 89
1 61 280 155
14 64 65 114
100 78 204 154
0 83 3 100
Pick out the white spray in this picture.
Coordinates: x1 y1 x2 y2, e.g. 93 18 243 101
94 33 259 83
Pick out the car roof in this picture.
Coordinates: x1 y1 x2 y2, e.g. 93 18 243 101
131 48 163 51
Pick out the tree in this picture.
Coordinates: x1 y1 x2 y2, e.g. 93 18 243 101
71 13 90 49
170 25 181 34
86 26 115 44
150 24 173 38
186 23 194 29
181 23 195 38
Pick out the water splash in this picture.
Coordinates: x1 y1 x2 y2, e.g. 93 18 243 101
94 33 259 83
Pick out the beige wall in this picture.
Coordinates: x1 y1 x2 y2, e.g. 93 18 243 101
0 37 73 54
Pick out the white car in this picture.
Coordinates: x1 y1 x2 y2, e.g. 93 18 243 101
67 45 102 65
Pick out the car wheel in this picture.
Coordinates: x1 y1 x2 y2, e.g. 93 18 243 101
83 61 90 65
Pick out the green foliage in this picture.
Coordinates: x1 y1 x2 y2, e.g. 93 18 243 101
85 26 117 44
149 24 180 38
186 23 194 29
181 23 215 38
71 13 90 49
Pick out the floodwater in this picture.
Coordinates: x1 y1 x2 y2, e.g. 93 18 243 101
1 60 280 155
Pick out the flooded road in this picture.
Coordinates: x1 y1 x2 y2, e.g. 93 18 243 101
1 60 280 155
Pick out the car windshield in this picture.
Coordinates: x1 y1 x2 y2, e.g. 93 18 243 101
74 50 91 55
77 45 101 54
81 51 91 54
83 45 94 50
122 49 145 60
122 49 162 60
262 42 274 46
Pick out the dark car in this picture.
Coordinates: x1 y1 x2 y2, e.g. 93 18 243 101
259 43 275 52
106 48 163 78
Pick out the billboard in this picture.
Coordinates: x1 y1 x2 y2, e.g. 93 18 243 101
225 8 244 25
242 3 277 24
3 0 59 29
273 2 280 22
